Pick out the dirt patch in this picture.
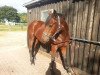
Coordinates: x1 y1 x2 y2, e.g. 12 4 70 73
0 31 70 75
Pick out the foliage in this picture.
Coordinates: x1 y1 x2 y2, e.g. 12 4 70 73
0 6 20 22
18 13 27 23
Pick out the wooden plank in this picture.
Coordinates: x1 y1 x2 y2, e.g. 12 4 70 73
37 7 40 20
81 1 89 39
92 46 100 75
78 1 88 70
63 1 70 31
69 2 75 66
62 1 69 23
91 0 100 75
76 1 83 38
86 44 97 75
86 0 95 41
65 1 75 66
82 43 90 71
60 1 63 13
91 0 100 41
86 1 99 75
57 2 60 13
33 8 36 20
81 0 90 71
81 0 93 72
72 2 79 67
97 47 100 75
69 2 74 37
74 1 84 69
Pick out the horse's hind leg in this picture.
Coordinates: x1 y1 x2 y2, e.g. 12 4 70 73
33 39 40 60
27 33 35 64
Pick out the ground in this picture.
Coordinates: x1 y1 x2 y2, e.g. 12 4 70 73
0 31 71 75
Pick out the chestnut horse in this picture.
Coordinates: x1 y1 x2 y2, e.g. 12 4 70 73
27 10 70 72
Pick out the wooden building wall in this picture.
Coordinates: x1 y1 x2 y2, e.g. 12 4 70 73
27 0 100 75
27 0 100 41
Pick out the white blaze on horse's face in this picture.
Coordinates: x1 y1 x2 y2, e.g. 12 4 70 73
58 16 61 28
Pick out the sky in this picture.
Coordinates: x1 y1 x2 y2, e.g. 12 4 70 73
0 0 31 13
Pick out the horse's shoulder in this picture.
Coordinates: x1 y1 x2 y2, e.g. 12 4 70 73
63 22 69 30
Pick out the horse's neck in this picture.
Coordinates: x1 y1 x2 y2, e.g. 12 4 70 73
56 22 70 41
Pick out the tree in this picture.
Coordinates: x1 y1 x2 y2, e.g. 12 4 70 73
0 6 20 22
18 13 27 23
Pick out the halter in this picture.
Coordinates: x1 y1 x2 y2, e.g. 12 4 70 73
51 15 62 41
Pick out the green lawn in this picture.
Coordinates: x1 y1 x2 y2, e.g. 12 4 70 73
0 24 27 31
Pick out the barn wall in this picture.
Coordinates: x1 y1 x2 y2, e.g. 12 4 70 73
27 1 63 24
27 0 100 75
27 0 100 41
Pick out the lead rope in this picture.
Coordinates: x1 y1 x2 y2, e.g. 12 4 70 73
58 15 76 75
58 16 76 75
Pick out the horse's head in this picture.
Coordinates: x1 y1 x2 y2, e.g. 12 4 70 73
41 10 66 43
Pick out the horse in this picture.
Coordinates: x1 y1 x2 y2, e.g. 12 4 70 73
27 10 71 72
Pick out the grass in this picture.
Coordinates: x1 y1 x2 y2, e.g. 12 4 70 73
0 24 27 31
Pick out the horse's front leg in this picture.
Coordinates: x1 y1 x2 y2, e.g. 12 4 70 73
51 45 57 62
50 45 57 70
60 46 71 72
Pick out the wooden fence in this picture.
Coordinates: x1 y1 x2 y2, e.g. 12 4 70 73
27 0 100 75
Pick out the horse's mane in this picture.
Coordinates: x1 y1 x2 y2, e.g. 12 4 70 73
45 13 64 25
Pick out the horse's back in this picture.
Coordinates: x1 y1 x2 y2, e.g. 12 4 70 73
28 20 44 35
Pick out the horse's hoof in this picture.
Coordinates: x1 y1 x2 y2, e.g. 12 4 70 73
31 59 35 65
30 57 35 65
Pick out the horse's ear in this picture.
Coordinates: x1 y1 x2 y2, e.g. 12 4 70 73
53 9 57 14
48 9 57 15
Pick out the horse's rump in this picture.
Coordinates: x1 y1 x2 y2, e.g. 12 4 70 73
28 21 44 36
